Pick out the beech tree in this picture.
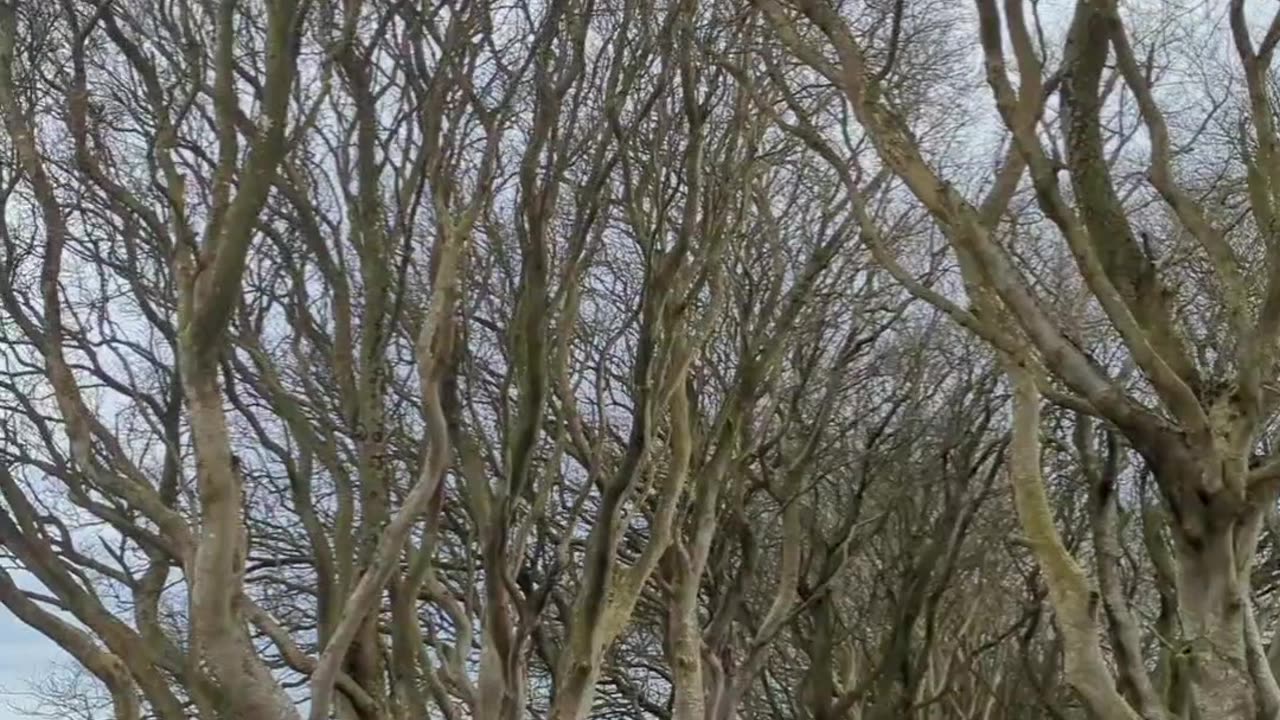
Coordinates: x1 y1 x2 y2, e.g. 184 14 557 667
759 0 1280 717
9 1 1280 719
0 0 910 717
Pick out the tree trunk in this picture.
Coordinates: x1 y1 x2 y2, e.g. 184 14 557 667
475 560 529 720
1146 429 1267 720
476 634 528 720
667 555 706 720
1173 523 1255 719
187 375 302 720
548 655 603 720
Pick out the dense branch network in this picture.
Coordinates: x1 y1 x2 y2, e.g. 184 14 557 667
3 1 1280 720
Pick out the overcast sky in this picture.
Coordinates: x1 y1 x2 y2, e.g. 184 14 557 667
0 610 71 719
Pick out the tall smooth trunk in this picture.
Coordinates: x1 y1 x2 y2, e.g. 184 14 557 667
667 561 705 720
1174 524 1254 718
476 620 529 720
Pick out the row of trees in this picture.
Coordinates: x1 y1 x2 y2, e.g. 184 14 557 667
2 0 1280 718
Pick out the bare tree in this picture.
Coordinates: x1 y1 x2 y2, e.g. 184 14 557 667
6 1 1257 719
759 0 1280 716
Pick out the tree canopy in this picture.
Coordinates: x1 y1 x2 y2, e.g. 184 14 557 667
3 1 1280 719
